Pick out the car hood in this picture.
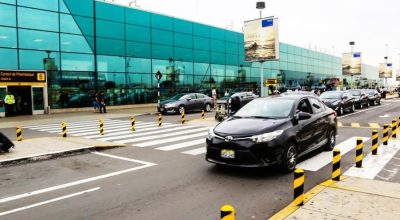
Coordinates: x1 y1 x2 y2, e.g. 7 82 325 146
321 98 339 104
214 117 288 137
160 100 179 105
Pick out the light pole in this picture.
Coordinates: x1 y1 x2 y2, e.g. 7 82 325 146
349 41 355 88
256 2 266 96
155 71 162 107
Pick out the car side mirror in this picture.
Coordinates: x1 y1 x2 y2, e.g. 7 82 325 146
298 112 312 120
186 98 192 101
342 95 348 99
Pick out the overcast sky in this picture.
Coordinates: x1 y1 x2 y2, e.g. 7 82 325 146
113 0 399 73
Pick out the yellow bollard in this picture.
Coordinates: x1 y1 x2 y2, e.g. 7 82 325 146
293 168 304 206
220 204 235 220
158 113 162 127
131 116 135 131
201 110 205 119
383 124 389 145
392 119 397 138
371 130 378 155
61 122 67 138
355 138 363 168
332 148 341 181
16 127 22 141
181 111 186 124
99 119 104 135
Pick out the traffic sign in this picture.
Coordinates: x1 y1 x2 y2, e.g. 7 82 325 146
155 71 163 81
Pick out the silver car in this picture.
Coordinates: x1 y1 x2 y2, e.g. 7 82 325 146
158 93 214 114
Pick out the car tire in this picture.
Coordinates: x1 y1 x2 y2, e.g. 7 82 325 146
205 103 211 112
178 105 186 115
338 106 344 116
359 103 363 109
366 101 370 108
323 129 336 151
377 99 381 105
279 142 297 173
350 103 355 112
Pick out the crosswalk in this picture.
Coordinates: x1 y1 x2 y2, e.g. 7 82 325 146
24 119 208 156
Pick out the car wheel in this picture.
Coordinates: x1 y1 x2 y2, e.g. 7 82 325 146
366 101 370 107
205 103 211 112
280 142 297 173
359 103 363 109
378 99 381 105
323 129 336 151
178 105 186 115
351 104 355 112
338 106 344 116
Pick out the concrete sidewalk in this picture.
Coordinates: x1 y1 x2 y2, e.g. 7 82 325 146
0 137 124 166
270 176 400 220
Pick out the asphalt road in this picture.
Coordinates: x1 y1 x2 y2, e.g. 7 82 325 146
1 99 400 220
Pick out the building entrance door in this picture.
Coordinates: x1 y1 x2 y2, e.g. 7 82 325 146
7 86 32 116
32 86 45 114
0 86 6 117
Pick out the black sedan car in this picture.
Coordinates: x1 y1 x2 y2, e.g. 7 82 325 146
366 89 381 106
206 95 337 172
349 89 369 109
320 91 355 115
158 93 214 114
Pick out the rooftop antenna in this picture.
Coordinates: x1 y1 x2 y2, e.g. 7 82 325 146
256 1 265 18
349 41 354 53
129 0 140 8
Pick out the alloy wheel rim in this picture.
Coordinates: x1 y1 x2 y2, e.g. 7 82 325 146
340 107 343 115
330 131 336 147
179 107 185 114
287 146 297 169
206 104 211 112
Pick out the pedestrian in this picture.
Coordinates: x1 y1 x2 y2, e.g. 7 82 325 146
99 92 107 113
224 89 229 97
92 92 99 113
211 88 217 108
4 92 15 117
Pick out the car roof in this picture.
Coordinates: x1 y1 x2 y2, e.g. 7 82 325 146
262 94 318 101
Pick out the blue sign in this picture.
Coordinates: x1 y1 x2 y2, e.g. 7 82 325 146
262 19 273 27
387 63 392 67
353 52 361 58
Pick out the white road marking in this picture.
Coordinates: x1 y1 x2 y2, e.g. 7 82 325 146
379 114 391 118
182 147 206 155
0 187 100 217
297 137 370 171
337 104 388 119
344 140 400 179
156 139 205 151
136 132 208 147
84 124 180 139
69 122 157 135
117 128 208 144
0 153 156 204
40 121 132 132
23 119 119 129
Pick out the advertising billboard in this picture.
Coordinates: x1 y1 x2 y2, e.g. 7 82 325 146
342 52 362 75
244 17 279 61
379 63 393 78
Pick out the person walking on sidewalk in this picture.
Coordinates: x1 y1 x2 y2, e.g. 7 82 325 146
92 92 100 113
211 88 217 108
4 92 15 117
99 92 107 114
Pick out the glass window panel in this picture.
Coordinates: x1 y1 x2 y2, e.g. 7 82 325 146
18 0 58 11
193 36 209 51
0 4 16 27
126 24 150 43
126 73 152 104
0 48 17 69
194 63 210 76
280 43 288 53
125 8 150 27
211 52 225 65
19 29 59 51
0 26 16 48
60 71 96 108
96 37 125 56
226 42 238 54
210 39 225 53
194 50 210 63
174 33 193 48
97 55 125 72
0 0 15 4
152 29 173 46
152 44 173 60
193 23 209 37
174 47 193 62
151 13 173 31
63 0 93 17
75 16 94 36
95 2 124 22
225 31 238 43
18 7 59 31
226 65 238 78
126 41 151 58
126 57 151 73
19 50 60 70
173 18 192 34
60 14 93 36
96 20 124 40
61 34 93 53
61 53 94 71
98 72 127 105
211 64 225 77
225 54 238 66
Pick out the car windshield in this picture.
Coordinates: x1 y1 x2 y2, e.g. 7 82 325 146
168 94 186 100
351 90 361 96
368 90 375 95
320 92 342 99
234 99 295 118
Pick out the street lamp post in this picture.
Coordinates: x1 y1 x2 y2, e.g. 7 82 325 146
256 2 266 96
155 71 163 107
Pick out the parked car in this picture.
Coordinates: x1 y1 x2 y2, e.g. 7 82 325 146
349 89 369 109
158 93 214 114
366 89 381 106
216 92 258 109
206 94 337 172
320 91 355 115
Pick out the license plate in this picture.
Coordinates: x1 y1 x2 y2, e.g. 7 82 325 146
221 149 235 159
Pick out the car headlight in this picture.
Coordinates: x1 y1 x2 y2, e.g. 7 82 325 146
165 103 176 108
251 130 284 143
207 128 215 140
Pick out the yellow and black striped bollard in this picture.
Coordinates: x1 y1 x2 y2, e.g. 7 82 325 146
355 138 363 168
16 127 22 141
332 148 341 181
61 122 67 138
99 119 104 135
371 130 378 155
383 124 389 145
220 204 235 220
398 116 400 134
293 168 304 206
201 110 205 119
158 113 162 127
392 119 397 138
131 116 135 131
181 111 186 124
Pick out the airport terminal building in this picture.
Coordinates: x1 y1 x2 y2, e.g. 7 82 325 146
0 0 381 115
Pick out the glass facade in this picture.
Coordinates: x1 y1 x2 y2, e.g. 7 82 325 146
0 0 380 109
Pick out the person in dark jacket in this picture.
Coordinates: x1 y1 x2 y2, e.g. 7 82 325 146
99 92 107 113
